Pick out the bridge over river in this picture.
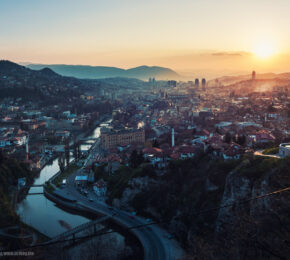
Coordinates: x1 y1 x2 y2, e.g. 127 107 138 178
41 215 111 245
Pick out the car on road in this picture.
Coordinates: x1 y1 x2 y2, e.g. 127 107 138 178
146 218 152 223
129 215 134 219
89 198 93 202
108 206 114 210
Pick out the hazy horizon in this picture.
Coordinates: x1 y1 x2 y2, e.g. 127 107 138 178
1 0 290 77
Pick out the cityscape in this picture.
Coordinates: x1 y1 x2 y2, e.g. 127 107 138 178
0 1 289 259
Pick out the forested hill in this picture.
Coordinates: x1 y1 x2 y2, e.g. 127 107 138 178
0 151 33 228
102 154 290 259
0 60 83 101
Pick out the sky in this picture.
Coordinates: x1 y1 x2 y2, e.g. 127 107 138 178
0 0 289 77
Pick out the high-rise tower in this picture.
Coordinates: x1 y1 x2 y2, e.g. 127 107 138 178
202 78 206 90
252 71 256 80
195 78 199 88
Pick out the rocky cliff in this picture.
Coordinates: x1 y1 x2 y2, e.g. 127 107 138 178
108 155 290 259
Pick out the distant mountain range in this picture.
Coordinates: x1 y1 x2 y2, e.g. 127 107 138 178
26 64 180 80
0 60 150 102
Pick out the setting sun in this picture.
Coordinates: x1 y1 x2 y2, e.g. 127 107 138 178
254 43 276 59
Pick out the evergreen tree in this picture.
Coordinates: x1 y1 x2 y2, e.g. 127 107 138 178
58 155 65 173
137 151 144 165
237 135 246 146
129 150 139 168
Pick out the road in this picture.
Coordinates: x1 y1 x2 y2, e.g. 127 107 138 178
254 150 281 158
58 139 184 260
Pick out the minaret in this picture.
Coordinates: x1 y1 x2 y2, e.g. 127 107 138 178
26 136 29 161
171 128 175 147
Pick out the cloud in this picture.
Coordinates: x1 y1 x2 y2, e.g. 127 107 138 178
211 51 251 57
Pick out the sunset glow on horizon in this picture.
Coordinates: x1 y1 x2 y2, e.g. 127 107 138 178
253 42 277 59
0 0 289 76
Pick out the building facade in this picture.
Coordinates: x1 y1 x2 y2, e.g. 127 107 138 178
100 127 145 149
279 143 290 158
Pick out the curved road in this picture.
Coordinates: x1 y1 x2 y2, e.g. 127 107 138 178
63 174 183 260
58 163 183 258
53 137 184 260
254 150 281 158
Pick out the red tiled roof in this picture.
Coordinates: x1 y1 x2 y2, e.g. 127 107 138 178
142 147 163 155
255 130 275 141
176 145 196 154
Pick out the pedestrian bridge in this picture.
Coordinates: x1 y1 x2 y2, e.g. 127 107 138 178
43 215 111 244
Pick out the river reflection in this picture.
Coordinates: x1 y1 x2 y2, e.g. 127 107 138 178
17 122 106 237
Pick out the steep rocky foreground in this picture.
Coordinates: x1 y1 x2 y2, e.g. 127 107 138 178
113 155 290 259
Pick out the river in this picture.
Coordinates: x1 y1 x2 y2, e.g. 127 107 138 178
16 122 108 238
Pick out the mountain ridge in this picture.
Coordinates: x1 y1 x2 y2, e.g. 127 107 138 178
26 63 180 80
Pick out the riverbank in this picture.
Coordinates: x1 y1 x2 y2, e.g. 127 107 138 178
42 187 143 259
14 116 142 258
16 116 109 238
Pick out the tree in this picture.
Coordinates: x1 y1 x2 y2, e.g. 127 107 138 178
224 132 232 143
73 140 80 161
137 151 144 165
58 155 65 173
237 135 246 146
129 150 139 168
152 139 159 148
0 150 3 165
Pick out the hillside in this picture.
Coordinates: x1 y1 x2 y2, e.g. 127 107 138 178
0 151 38 249
26 64 180 80
0 60 152 105
0 60 84 102
103 155 290 259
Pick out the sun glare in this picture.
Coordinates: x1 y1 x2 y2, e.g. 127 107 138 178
253 43 276 59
